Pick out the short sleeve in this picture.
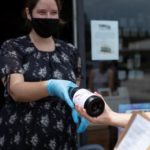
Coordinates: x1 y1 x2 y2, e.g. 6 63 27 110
0 39 24 78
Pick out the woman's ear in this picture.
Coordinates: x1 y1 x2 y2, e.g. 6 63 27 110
26 7 32 20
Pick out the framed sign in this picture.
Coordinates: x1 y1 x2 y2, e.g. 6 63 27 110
91 20 119 60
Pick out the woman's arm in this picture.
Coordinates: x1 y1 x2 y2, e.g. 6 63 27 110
104 111 150 128
8 73 48 102
75 92 150 128
109 112 131 128
75 102 131 128
76 94 150 128
7 73 78 105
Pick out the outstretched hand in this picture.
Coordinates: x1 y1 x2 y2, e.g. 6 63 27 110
75 92 113 125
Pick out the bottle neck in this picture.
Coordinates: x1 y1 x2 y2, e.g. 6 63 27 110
69 87 80 99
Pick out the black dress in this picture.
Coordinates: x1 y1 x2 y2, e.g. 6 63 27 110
0 36 81 150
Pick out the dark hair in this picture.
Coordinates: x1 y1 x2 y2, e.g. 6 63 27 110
22 0 63 32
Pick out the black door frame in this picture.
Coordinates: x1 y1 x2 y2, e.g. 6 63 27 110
73 0 88 146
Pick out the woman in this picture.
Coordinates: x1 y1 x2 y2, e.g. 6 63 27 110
0 0 88 149
75 92 150 128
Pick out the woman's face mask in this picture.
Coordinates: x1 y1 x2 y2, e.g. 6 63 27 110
31 18 59 38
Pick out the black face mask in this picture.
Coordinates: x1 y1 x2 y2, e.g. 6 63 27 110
31 18 59 38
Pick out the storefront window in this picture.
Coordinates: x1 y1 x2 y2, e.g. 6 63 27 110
82 0 150 149
83 0 150 102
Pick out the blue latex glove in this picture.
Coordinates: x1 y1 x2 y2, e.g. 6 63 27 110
72 109 89 133
47 79 89 132
47 79 78 109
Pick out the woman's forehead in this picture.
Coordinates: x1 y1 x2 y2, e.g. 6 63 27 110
35 0 58 10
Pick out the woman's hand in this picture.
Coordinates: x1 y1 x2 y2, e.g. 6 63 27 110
47 79 78 109
75 92 114 125
72 109 89 133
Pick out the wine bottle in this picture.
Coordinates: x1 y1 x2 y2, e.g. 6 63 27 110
69 87 105 117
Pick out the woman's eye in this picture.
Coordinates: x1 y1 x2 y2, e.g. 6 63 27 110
51 11 58 15
39 11 47 15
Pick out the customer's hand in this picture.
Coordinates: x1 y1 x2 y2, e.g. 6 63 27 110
75 92 113 125
72 109 89 133
47 79 78 109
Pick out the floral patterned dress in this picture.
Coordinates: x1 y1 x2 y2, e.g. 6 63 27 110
0 36 81 150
